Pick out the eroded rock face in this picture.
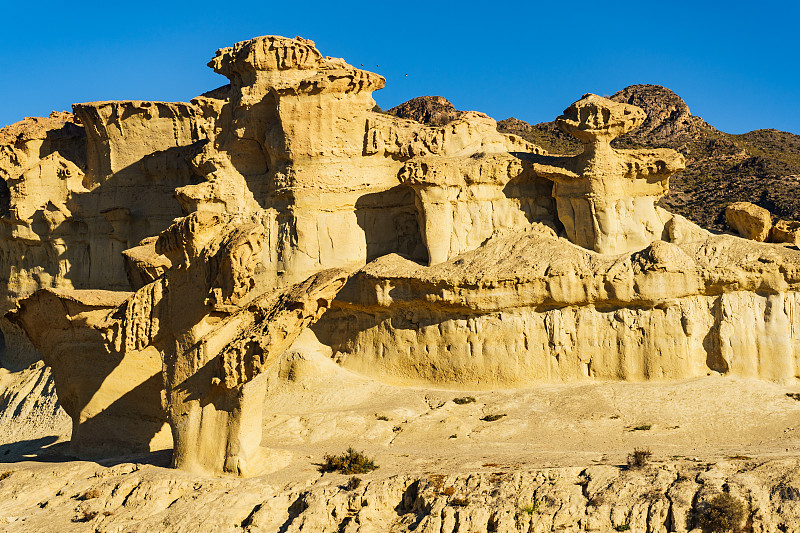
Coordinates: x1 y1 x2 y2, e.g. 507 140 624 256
5 34 800 479
318 216 800 387
772 219 800 246
11 209 347 473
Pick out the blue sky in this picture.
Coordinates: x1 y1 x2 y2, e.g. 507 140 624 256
2 0 798 134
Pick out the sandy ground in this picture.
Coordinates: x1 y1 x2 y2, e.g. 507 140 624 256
2 352 800 531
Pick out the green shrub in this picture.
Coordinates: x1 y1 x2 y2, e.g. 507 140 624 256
321 448 378 475
481 414 506 422
519 498 542 514
696 493 747 532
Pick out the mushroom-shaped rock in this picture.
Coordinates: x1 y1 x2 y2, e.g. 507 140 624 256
533 94 686 255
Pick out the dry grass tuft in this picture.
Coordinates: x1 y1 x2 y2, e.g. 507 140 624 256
627 448 652 469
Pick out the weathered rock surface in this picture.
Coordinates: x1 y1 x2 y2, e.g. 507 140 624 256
10 208 347 474
319 223 800 386
6 460 800 533
726 201 773 241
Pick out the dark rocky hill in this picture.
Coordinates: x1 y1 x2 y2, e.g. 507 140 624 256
390 86 800 231
386 96 465 126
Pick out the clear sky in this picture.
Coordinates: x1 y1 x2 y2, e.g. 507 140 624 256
2 0 798 134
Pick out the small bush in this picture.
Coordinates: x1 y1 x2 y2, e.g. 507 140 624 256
614 525 631 532
481 414 506 422
453 396 476 405
696 493 747 532
74 510 99 522
786 392 800 401
321 448 378 475
627 448 652 469
631 424 652 431
375 414 389 421
0 471 11 482
428 474 445 492
344 476 362 491
78 489 101 500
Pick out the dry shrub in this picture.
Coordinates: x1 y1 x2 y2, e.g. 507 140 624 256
627 448 652 469
74 509 99 522
78 488 101 500
344 476 362 491
453 396 476 405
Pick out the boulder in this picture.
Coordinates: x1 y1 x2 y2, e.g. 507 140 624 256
726 201 772 241
771 219 800 246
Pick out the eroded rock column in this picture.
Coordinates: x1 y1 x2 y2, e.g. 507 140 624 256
533 94 686 255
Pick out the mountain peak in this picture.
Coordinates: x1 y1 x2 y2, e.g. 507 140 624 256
609 84 708 146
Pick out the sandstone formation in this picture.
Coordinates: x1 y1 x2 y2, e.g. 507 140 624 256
533 94 685 255
11 209 347 472
723 200 800 250
725 201 773 241
498 84 800 234
4 34 800 485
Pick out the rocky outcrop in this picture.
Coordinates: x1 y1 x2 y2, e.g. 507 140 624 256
609 84 711 148
724 201 800 248
318 224 800 387
772 219 800 246
3 457 800 532
0 102 211 369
